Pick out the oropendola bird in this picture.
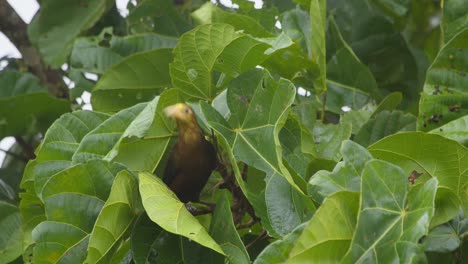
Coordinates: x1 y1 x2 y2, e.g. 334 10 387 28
163 103 217 203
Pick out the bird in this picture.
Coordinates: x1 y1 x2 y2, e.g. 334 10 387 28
163 103 217 203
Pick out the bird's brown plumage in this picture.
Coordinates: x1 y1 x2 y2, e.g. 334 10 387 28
163 103 217 202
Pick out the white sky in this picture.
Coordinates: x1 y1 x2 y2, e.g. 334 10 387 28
0 0 261 163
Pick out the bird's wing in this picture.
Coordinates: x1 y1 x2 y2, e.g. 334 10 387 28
163 148 179 185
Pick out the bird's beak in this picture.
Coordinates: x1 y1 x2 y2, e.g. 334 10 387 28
164 103 185 119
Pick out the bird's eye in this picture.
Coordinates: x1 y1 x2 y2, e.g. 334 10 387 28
184 109 190 114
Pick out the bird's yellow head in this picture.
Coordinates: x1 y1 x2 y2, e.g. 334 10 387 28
164 103 197 127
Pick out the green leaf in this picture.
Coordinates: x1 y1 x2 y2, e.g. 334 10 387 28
28 0 113 66
442 0 468 43
430 115 468 146
169 24 238 100
313 122 352 161
32 160 126 263
0 71 69 138
138 172 225 255
209 190 250 263
308 140 372 202
86 171 139 263
309 0 327 95
131 214 162 264
282 7 312 57
126 0 191 36
71 29 178 74
209 3 272 37
0 202 22 264
371 92 403 117
288 191 359 262
354 110 416 147
92 49 173 112
424 225 461 253
279 118 315 180
202 69 300 192
418 29 468 131
327 18 380 103
73 95 175 172
254 222 307 264
368 132 468 215
341 161 438 263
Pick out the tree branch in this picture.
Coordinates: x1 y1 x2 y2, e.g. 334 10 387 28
0 0 69 99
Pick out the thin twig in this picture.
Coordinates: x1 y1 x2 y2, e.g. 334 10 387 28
246 230 268 249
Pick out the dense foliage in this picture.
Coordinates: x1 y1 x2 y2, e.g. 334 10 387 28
0 0 467 263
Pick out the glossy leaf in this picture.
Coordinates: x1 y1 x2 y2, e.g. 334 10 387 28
368 132 468 215
288 191 359 263
138 172 224 255
28 0 113 66
0 71 69 138
92 49 173 112
86 171 139 263
342 161 438 263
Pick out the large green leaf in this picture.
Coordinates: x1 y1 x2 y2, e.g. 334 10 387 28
354 110 416 147
308 140 372 203
313 122 352 161
91 49 173 112
126 0 191 36
430 116 468 146
0 202 22 264
32 160 126 263
309 0 327 95
254 223 307 264
418 29 468 131
170 24 292 101
71 29 178 74
209 190 250 263
442 0 468 43
138 172 225 255
342 161 438 263
368 132 468 216
0 71 69 138
20 111 109 253
28 0 113 66
279 117 315 180
74 94 175 172
326 17 380 112
86 170 139 263
194 2 272 37
288 191 359 263
201 70 316 236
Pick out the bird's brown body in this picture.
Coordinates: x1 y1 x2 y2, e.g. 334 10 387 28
163 103 217 203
